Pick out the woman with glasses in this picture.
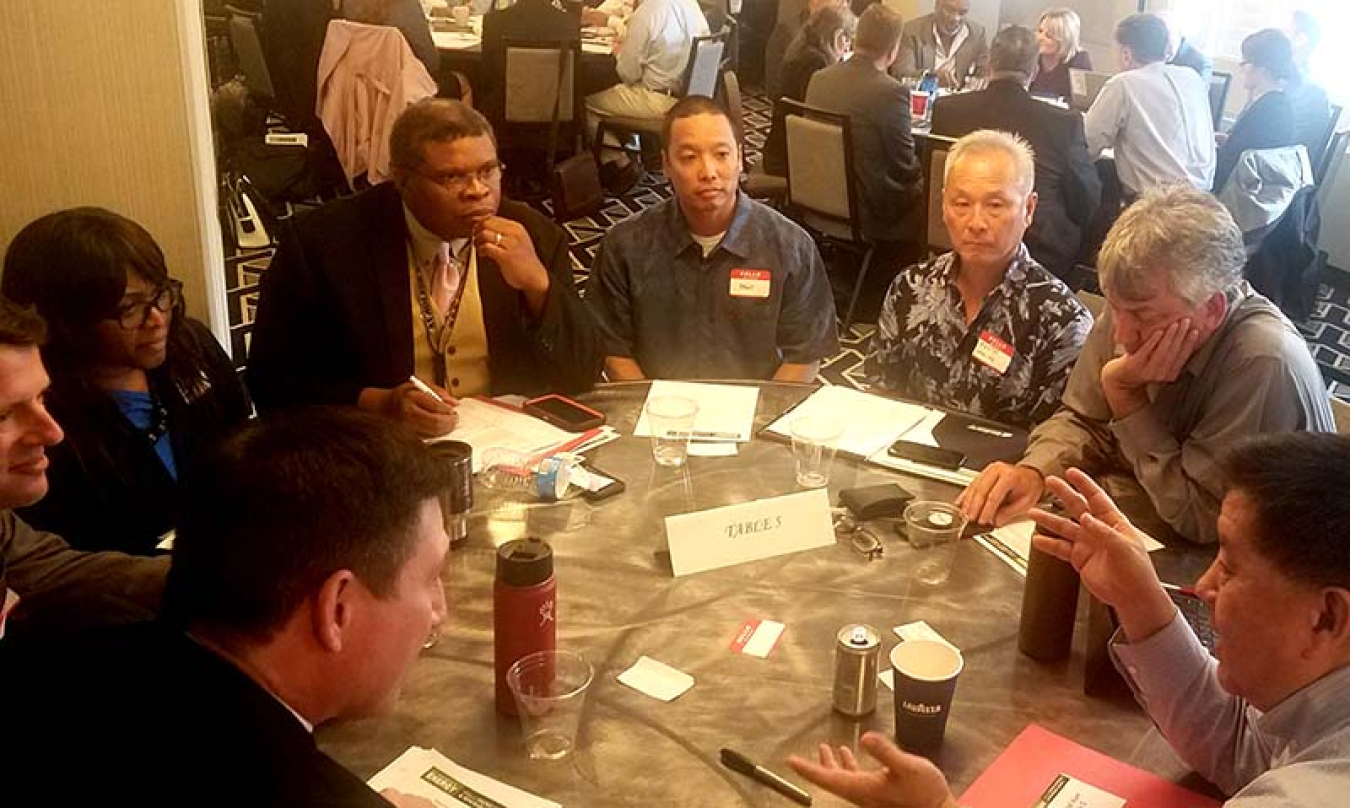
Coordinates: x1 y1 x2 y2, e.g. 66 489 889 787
1213 28 1298 193
759 5 857 177
1 207 250 555
1029 8 1091 100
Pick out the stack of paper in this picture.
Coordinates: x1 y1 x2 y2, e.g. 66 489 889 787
974 519 1164 577
368 747 559 808
431 398 607 473
764 385 930 458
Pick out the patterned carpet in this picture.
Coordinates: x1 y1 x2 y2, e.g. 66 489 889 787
221 88 1350 398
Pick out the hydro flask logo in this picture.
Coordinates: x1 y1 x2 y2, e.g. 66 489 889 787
539 599 555 626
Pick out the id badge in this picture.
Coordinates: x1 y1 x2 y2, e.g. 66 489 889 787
972 330 1014 374
729 268 771 299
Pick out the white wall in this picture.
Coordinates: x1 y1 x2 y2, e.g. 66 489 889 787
0 1 227 345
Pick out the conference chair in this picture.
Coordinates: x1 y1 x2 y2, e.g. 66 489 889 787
1208 71 1232 130
1313 106 1345 187
781 99 872 332
227 5 278 108
915 132 957 258
499 39 585 195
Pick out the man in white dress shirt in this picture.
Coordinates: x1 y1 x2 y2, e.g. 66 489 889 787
585 0 711 182
1084 12 1215 198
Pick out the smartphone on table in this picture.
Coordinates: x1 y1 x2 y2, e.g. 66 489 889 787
523 394 605 432
887 439 967 470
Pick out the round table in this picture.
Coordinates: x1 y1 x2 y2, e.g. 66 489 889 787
319 381 1201 806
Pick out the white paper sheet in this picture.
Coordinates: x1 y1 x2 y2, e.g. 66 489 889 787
617 656 695 701
368 746 559 808
765 385 930 459
429 398 579 473
634 380 760 443
687 442 739 457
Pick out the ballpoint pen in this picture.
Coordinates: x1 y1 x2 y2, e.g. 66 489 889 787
720 748 812 806
408 375 448 405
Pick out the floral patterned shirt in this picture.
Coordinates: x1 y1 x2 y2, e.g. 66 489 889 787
864 246 1093 429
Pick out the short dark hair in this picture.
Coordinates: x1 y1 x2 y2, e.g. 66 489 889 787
390 98 496 170
1222 432 1350 590
0 297 46 348
854 4 904 59
1242 28 1297 82
989 24 1039 79
1115 13 1169 64
661 94 741 151
164 407 448 639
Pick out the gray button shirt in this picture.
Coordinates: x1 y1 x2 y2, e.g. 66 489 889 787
1114 614 1350 805
585 193 839 380
1020 283 1333 543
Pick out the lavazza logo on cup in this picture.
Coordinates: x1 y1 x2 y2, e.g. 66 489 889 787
901 700 943 715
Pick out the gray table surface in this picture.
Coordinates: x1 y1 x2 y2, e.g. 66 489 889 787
319 381 1214 806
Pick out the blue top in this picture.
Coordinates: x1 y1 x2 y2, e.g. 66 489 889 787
110 390 177 481
585 193 840 379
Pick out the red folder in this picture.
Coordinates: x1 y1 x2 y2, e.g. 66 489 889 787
959 724 1221 807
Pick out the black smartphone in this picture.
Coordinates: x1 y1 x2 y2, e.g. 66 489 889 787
576 463 625 502
887 439 966 470
523 394 606 432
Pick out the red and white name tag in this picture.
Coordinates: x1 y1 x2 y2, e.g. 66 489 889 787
729 618 786 658
972 330 1015 375
729 268 772 299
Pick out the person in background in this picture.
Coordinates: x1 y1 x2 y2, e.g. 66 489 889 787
892 0 988 90
584 0 710 192
1 208 251 556
587 96 838 381
342 0 440 77
805 4 921 253
793 432 1350 808
1028 7 1091 100
931 24 1100 280
0 297 167 641
759 4 856 177
1213 29 1297 193
1159 9 1213 84
247 99 604 436
865 129 1092 429
1 407 446 806
959 186 1333 543
1084 13 1214 199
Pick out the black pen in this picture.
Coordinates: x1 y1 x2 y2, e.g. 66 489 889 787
720 748 812 806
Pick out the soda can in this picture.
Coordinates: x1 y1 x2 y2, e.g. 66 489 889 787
833 624 881 716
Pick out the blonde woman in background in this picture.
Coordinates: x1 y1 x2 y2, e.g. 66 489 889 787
1029 7 1091 99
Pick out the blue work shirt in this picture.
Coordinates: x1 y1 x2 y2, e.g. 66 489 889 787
585 193 839 379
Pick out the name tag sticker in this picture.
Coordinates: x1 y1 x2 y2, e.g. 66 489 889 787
729 268 772 299
973 330 1014 375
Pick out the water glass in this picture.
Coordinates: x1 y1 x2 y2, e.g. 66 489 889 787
790 414 843 488
506 650 594 760
645 395 698 467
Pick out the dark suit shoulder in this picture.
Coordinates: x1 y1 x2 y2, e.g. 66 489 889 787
294 182 403 238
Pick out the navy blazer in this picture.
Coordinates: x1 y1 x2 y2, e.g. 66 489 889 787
2 623 392 806
247 182 604 409
931 79 1102 279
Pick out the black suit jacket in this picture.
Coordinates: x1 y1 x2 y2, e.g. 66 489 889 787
1214 90 1296 192
481 0 581 120
18 319 251 556
1 623 390 807
932 79 1102 279
247 182 603 409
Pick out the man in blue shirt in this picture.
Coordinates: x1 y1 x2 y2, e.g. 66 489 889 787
586 96 839 381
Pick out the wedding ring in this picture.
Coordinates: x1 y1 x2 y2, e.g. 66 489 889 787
495 231 502 246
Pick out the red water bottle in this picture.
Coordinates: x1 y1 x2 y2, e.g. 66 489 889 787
494 538 557 715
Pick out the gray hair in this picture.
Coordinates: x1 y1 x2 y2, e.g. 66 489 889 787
944 129 1036 196
389 98 495 171
1098 185 1246 306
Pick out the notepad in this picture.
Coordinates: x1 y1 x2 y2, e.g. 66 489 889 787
634 380 760 443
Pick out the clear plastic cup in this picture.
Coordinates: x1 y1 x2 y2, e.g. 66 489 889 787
790 414 843 488
645 395 698 468
506 650 594 760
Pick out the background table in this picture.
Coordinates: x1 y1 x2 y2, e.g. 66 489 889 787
319 381 1211 806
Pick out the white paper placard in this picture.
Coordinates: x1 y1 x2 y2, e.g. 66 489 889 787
664 488 834 576
617 656 695 701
